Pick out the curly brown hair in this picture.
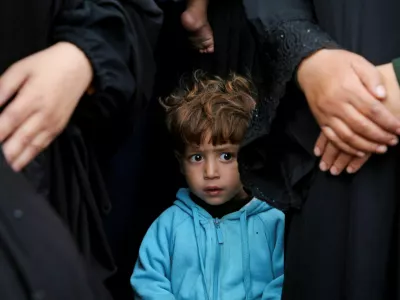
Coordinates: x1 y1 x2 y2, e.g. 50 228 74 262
160 71 257 154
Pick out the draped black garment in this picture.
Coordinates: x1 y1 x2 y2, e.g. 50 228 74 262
240 0 400 299
0 0 159 297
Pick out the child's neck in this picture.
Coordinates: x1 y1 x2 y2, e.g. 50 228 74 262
190 192 252 219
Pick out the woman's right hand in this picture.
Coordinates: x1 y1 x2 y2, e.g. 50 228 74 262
297 49 400 157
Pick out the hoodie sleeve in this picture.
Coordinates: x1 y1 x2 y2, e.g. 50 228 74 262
262 209 285 300
131 212 176 300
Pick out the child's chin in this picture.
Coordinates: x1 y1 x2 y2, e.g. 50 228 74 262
204 197 228 206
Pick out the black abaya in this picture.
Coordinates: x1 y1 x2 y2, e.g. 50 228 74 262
240 0 400 299
0 152 98 300
0 0 157 295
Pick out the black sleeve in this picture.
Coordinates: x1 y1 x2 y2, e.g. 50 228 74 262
243 0 338 101
239 0 337 209
51 0 160 152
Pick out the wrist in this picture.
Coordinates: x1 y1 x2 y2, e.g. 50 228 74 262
54 42 93 90
296 49 331 92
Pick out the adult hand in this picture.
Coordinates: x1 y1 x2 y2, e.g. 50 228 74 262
0 42 93 171
314 133 370 175
314 62 400 175
298 49 400 157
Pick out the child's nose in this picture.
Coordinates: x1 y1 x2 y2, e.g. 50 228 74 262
204 160 219 179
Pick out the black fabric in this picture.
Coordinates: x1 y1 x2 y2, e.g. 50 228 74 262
47 0 161 292
0 0 153 297
239 0 400 299
0 152 96 300
101 1 163 299
240 0 338 210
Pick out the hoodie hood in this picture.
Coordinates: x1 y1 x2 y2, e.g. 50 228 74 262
174 188 274 300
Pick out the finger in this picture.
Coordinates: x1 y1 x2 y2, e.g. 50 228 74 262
341 103 398 146
0 82 38 142
2 115 42 165
347 76 400 135
325 119 388 155
314 132 328 157
319 142 341 172
346 154 371 174
352 57 386 99
330 152 353 176
11 130 51 172
0 63 30 106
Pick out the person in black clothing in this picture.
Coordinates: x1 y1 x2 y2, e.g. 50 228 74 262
0 0 160 298
239 0 400 299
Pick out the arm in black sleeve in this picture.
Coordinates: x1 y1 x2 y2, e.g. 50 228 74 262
243 0 338 101
52 0 160 152
239 0 337 209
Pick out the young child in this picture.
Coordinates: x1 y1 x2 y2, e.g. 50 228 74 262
130 72 284 299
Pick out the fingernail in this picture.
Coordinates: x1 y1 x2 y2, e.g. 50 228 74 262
375 85 386 98
319 161 328 171
357 151 365 157
330 167 339 176
390 137 399 146
376 145 387 153
347 166 354 174
314 147 321 157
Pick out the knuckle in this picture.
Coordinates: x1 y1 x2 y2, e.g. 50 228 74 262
340 80 351 92
358 120 369 131
369 101 382 117
340 131 355 143
5 109 20 125
20 132 34 147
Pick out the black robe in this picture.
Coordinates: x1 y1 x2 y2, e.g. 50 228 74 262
0 0 158 296
240 0 400 299
0 152 101 300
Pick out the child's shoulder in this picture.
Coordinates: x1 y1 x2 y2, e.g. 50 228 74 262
252 198 285 223
152 202 192 230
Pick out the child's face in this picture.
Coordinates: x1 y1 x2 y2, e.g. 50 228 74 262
180 140 247 206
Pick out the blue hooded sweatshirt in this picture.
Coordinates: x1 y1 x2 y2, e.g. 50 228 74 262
131 188 284 300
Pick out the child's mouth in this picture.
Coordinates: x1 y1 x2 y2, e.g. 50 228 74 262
204 187 223 196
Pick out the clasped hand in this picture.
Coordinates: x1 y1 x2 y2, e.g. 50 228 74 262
298 49 400 175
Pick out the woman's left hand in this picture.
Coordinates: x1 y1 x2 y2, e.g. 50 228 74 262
315 133 370 175
0 42 92 171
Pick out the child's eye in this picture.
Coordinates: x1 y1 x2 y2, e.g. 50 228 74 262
189 154 203 162
220 152 233 161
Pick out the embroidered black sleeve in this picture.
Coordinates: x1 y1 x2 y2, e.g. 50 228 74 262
238 17 338 209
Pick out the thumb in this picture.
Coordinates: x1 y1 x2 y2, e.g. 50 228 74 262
0 61 30 107
352 57 386 100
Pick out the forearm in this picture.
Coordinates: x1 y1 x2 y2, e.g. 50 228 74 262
243 0 337 98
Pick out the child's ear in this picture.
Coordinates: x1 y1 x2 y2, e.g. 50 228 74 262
175 151 184 175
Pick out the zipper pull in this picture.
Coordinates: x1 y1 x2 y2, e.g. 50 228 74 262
214 219 224 244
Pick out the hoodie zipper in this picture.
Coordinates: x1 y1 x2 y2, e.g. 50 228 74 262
213 219 224 300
